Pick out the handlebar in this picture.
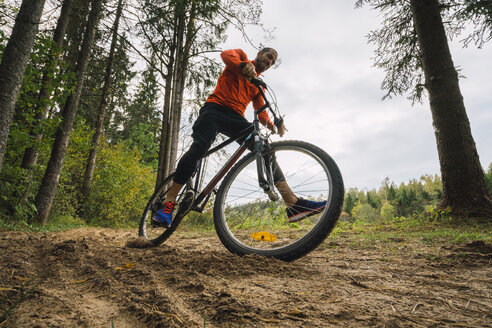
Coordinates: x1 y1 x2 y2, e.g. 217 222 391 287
249 77 267 90
249 77 284 134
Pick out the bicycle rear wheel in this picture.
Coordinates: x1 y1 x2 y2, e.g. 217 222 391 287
213 140 344 261
138 174 191 246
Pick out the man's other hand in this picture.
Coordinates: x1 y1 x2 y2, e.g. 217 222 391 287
277 122 286 137
269 122 286 137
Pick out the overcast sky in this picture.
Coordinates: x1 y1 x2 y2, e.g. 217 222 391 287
218 0 492 190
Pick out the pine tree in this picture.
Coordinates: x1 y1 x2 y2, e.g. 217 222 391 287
356 0 492 216
35 0 103 223
0 0 47 171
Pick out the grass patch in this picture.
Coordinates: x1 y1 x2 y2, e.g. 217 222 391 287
1 211 490 251
0 215 87 232
331 215 492 246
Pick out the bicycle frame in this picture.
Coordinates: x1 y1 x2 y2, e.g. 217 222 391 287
191 137 251 212
189 83 275 213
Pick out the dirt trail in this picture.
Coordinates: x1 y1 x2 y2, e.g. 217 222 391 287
0 227 491 327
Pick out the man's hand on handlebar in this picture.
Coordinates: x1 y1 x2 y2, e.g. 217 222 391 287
241 62 257 80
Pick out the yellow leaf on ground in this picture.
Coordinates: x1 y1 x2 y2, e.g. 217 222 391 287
115 263 134 270
251 231 277 242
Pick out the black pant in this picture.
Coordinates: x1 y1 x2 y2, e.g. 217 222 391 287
173 102 284 185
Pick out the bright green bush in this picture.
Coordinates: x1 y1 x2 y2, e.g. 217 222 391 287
45 122 154 227
49 122 94 219
380 202 396 221
351 201 379 222
81 142 154 227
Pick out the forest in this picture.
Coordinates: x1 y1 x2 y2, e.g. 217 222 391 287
1 0 491 229
0 0 491 327
0 0 259 227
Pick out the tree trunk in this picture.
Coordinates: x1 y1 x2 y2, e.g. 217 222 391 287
171 0 196 166
35 0 102 224
81 0 123 202
154 1 196 191
155 10 178 190
155 56 175 190
168 1 196 182
169 6 186 174
410 0 492 216
21 0 73 170
0 0 46 172
18 0 74 210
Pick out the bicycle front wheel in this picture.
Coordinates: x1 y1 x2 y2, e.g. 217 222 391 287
213 140 344 261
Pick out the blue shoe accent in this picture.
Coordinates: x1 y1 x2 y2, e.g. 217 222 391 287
152 201 175 228
287 198 327 222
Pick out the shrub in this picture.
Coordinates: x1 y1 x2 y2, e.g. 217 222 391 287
380 202 396 221
81 142 154 227
351 201 379 222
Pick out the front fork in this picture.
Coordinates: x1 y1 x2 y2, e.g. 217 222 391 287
253 124 279 201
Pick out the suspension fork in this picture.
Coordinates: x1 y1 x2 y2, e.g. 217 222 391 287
253 123 279 201
253 119 268 191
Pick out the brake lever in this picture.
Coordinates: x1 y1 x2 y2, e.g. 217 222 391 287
274 116 284 128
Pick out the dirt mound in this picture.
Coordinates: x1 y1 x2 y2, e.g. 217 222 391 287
460 240 492 254
443 240 492 265
1 228 491 327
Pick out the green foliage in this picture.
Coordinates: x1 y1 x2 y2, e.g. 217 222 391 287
355 0 492 102
344 175 443 222
380 202 396 222
80 142 154 227
0 213 87 232
351 201 378 222
0 33 78 222
0 164 36 221
122 123 159 166
81 34 135 133
49 121 95 219
7 33 75 163
183 210 215 230
343 191 356 214
332 213 491 248
41 121 154 227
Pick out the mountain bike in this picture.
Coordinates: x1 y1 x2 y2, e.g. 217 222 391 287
138 78 344 261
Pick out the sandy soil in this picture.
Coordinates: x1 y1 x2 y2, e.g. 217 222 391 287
0 227 491 327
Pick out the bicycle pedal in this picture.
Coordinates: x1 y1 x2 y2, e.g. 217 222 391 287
150 218 167 228
177 190 195 215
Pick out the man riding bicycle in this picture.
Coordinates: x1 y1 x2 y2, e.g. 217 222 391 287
153 48 326 227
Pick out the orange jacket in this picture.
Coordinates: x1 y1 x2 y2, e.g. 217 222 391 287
206 49 273 128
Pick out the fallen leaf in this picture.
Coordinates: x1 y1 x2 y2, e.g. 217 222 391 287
115 263 134 270
251 231 277 242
